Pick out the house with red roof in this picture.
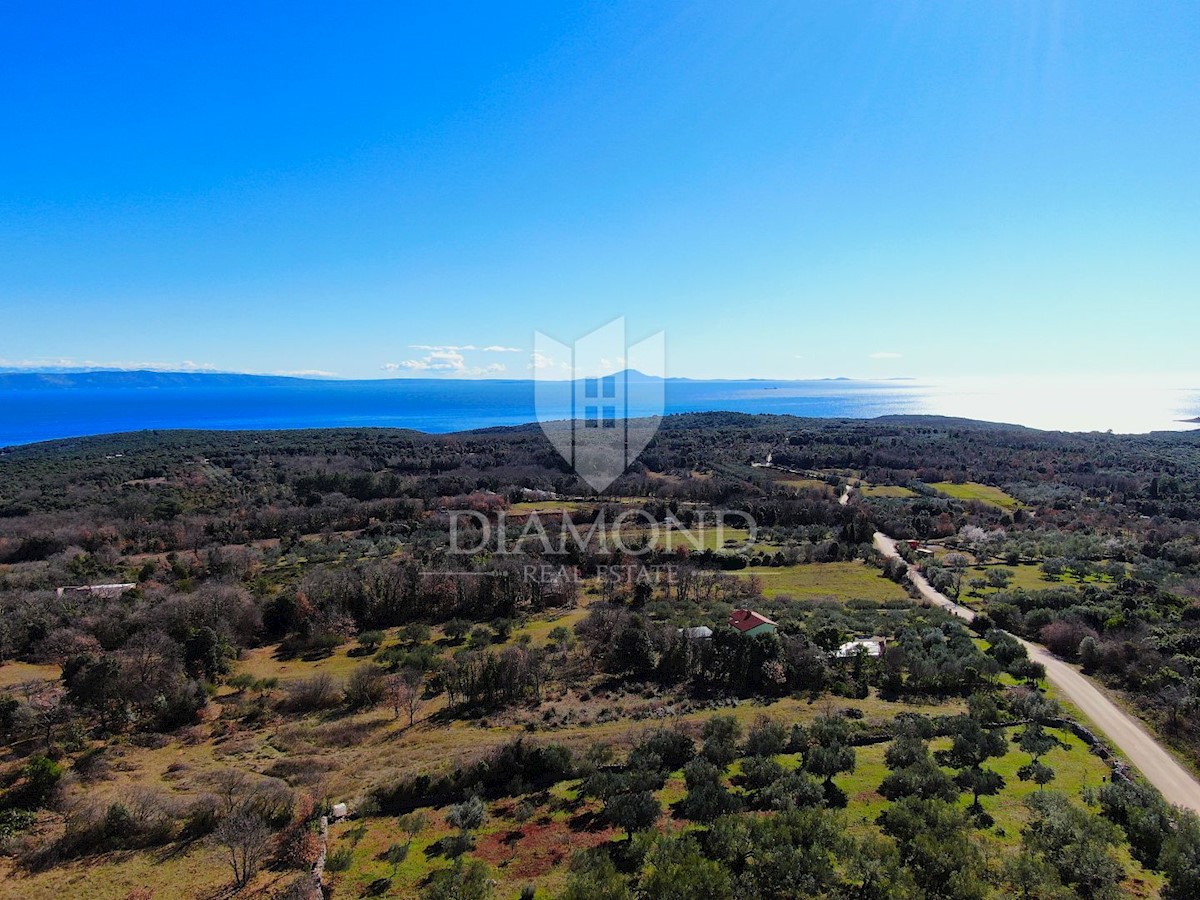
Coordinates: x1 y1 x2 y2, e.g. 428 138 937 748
729 609 778 637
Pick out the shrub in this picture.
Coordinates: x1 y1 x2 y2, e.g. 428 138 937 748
421 857 493 900
344 664 387 710
743 717 788 757
7 755 64 810
283 673 342 712
701 716 742 767
0 808 35 839
446 796 486 832
1039 621 1096 660
325 846 354 872
634 726 695 770
758 771 825 811
228 672 257 692
357 630 387 652
1096 779 1173 868
182 796 220 839
740 756 786 791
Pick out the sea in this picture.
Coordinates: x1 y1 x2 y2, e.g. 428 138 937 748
0 374 1197 447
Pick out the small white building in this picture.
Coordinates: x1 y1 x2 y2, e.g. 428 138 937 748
520 488 560 501
56 583 136 599
679 626 713 640
835 638 886 659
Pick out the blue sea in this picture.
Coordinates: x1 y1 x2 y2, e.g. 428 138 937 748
0 375 1197 446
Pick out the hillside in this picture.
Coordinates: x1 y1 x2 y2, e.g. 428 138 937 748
1 417 1200 898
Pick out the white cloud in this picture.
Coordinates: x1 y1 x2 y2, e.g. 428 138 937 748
384 349 507 377
869 351 903 360
385 349 466 372
0 357 77 369
407 344 522 353
527 352 574 376
276 369 337 378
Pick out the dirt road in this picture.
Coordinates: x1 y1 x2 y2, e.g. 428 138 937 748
872 532 1200 813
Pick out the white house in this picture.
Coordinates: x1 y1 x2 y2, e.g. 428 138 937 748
835 638 886 658
56 583 136 599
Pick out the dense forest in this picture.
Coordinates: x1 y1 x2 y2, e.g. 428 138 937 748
2 414 1200 898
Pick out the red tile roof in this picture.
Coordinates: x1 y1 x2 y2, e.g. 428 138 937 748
729 609 777 632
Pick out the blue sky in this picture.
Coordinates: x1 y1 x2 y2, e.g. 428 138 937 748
1 1 1197 381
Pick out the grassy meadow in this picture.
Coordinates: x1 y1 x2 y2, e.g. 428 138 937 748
930 482 1023 511
742 561 910 603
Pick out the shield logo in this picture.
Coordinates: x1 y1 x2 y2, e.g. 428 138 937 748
534 318 665 492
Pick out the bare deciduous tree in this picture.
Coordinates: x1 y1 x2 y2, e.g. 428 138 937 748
211 768 254 819
387 669 425 726
215 810 272 888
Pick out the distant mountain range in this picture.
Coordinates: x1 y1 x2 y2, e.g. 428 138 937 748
0 370 315 389
0 369 896 390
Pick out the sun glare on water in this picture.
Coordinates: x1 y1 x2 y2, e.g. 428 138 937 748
921 375 1200 434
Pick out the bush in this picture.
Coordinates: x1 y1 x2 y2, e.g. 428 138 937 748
743 717 787 757
48 791 182 861
1096 779 1173 868
740 756 785 791
344 664 387 709
279 630 342 660
0 808 35 839
1039 621 1096 660
182 796 219 839
283 673 342 712
447 796 486 831
421 857 493 900
6 755 64 810
702 716 742 767
325 846 354 872
758 771 825 811
634 726 695 770
357 630 387 652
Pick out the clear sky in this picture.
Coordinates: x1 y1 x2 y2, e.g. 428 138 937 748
1 1 1197 381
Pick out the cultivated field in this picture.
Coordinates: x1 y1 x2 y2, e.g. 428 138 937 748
930 482 1023 511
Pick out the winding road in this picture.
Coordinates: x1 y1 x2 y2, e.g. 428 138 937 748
872 531 1200 813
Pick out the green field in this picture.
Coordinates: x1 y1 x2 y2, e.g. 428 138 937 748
960 561 1124 601
652 524 765 552
838 727 1163 892
0 660 60 690
930 482 1023 511
857 483 917 498
742 561 910 602
779 477 833 492
508 500 598 515
960 562 1056 597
